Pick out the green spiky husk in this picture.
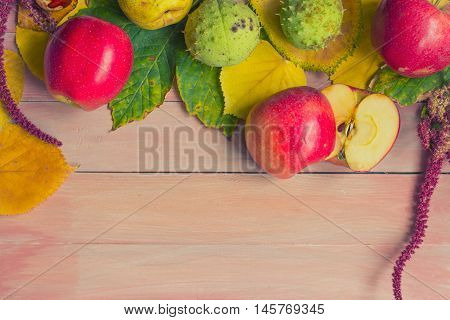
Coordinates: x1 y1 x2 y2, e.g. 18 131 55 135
250 0 363 75
185 0 260 67
280 0 344 50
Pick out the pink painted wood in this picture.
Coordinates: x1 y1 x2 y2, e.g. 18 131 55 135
1 10 449 300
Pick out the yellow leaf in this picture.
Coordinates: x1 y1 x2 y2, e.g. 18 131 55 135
15 1 88 81
58 0 89 26
221 41 307 119
0 51 73 215
330 0 384 89
0 50 25 126
251 0 363 75
15 27 49 81
3 50 24 105
0 125 73 215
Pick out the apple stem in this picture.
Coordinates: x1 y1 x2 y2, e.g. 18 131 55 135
392 85 449 300
0 1 62 146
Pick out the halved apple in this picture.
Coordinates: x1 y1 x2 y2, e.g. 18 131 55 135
321 84 400 171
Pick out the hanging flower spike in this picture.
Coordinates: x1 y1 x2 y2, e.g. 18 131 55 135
19 0 57 34
392 85 449 300
0 1 61 146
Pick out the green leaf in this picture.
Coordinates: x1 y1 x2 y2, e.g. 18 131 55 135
87 0 121 10
78 1 184 129
371 66 450 106
176 50 239 137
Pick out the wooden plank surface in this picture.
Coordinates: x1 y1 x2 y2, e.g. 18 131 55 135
2 12 449 300
2 174 449 246
1 174 449 299
2 243 448 300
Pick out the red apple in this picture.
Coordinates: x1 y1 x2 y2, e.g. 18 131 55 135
44 16 134 110
372 0 450 78
245 87 336 179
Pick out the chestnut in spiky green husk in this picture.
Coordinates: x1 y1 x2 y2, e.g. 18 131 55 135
280 0 344 50
185 0 260 67
35 0 72 11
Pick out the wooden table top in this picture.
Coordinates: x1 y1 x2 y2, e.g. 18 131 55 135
1 13 449 300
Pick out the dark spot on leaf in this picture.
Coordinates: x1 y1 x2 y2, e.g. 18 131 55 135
149 80 155 86
148 55 156 61
231 26 238 32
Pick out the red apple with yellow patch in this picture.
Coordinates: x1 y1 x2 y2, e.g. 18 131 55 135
245 87 336 179
44 16 134 110
372 0 450 78
322 84 400 171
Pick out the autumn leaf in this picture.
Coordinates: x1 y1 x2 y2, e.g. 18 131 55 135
58 0 89 25
15 27 49 80
2 50 24 108
0 124 74 215
330 0 384 89
251 0 362 74
0 51 73 215
220 41 307 119
370 66 450 106
0 50 25 127
176 50 239 136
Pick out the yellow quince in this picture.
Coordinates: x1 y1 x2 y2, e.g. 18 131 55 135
118 0 193 30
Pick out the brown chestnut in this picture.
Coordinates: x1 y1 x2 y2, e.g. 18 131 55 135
35 0 72 11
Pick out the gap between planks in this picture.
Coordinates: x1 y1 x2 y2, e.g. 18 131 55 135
71 171 450 175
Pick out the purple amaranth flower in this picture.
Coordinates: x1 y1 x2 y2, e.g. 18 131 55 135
19 0 57 34
0 0 61 146
392 85 449 300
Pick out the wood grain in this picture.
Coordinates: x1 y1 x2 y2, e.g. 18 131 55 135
5 6 16 34
1 174 449 299
14 100 449 173
1 174 448 246
2 243 447 299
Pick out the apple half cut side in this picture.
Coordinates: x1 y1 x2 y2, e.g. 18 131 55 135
321 84 357 160
322 84 400 172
